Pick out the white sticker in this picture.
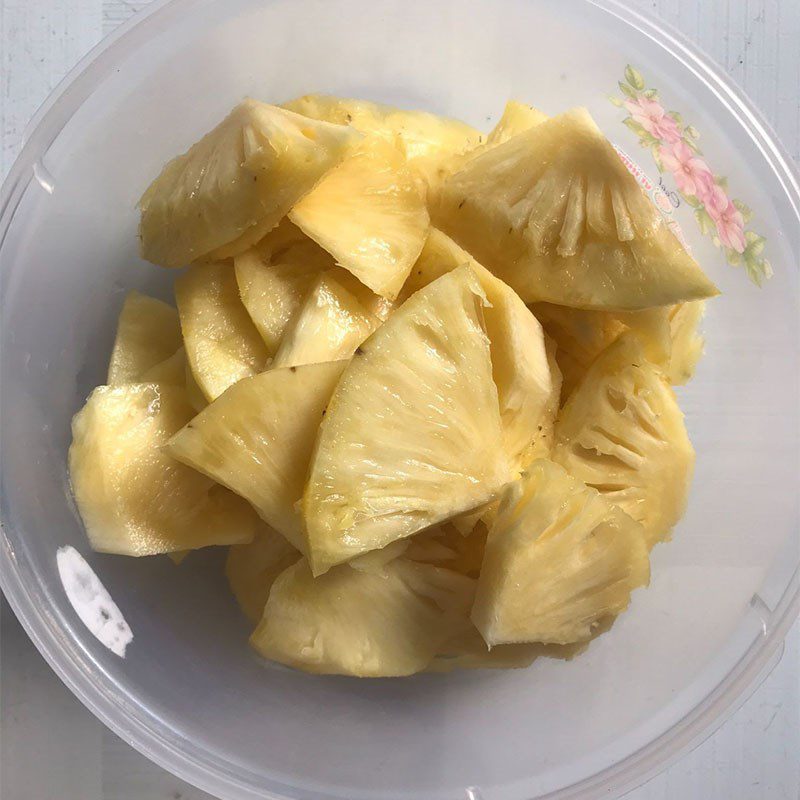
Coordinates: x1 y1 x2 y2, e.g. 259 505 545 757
56 546 133 657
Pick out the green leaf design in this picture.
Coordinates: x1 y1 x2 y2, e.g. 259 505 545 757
733 199 753 222
608 94 624 107
669 111 683 125
651 143 664 172
724 247 743 266
685 125 700 140
642 88 658 99
694 207 714 235
619 81 638 100
684 193 701 208
685 137 703 155
625 65 646 90
623 117 646 135
639 131 659 146
716 175 729 190
744 231 766 257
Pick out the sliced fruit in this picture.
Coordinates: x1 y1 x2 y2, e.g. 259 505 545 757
406 522 488 579
271 274 379 369
432 108 719 309
184 361 208 412
226 525 301 624
68 383 257 555
472 459 650 646
552 334 694 547
486 100 549 146
167 361 346 551
107 291 182 385
399 229 552 471
175 261 269 401
250 557 474 676
290 136 430 300
282 93 481 162
234 224 333 356
142 347 186 386
668 301 705 384
303 265 510 575
323 267 394 322
527 334 563 462
139 99 360 267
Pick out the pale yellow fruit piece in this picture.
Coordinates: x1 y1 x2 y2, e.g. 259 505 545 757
139 99 361 267
251 557 475 676
322 267 394 322
553 334 694 547
271 274 379 369
398 229 552 471
472 459 650 646
68 383 257 556
531 303 671 398
486 100 549 146
184 361 208 412
107 291 182 385
167 361 346 551
142 346 186 386
432 108 719 309
406 522 488 579
282 93 481 162
226 525 301 624
234 220 335 354
303 265 510 575
290 136 430 300
175 261 269 401
526 333 563 463
668 301 705 384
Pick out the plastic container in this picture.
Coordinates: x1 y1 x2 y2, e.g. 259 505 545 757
1 1 798 798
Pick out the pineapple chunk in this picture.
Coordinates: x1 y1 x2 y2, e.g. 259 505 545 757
175 261 269 401
283 93 481 163
167 361 346 551
303 265 510 575
486 100 549 146
472 459 650 646
234 220 335 355
68 384 257 555
139 99 360 267
433 108 719 309
142 347 186 386
184 360 208 412
406 522 488 579
107 291 182 385
531 303 672 399
668 301 705 384
251 557 475 676
399 229 552 471
271 273 379 369
226 525 300 624
553 334 694 547
290 136 430 300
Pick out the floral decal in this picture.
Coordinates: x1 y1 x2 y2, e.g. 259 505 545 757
609 65 772 285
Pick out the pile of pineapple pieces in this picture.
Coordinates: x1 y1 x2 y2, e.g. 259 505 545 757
69 94 718 676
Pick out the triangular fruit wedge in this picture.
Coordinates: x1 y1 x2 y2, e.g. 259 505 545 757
271 273 379 369
552 334 694 547
69 383 257 555
432 108 719 309
139 99 360 267
486 100 549 146
250 556 474 676
226 525 301 624
667 301 705 384
399 229 552 472
303 265 510 575
175 261 269 401
531 302 672 399
283 93 481 163
472 459 650 646
234 220 335 355
290 136 430 300
141 346 186 386
166 360 346 551
107 291 182 385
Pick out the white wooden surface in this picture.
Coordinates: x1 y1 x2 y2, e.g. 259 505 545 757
1 1 798 798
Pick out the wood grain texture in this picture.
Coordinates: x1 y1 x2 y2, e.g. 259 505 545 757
1 2 798 799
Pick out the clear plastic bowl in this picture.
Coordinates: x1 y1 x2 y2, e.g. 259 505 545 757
1 1 798 798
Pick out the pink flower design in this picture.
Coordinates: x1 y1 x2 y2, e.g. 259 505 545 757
624 97 682 144
659 141 715 198
703 183 746 253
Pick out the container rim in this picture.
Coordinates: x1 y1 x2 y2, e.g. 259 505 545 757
1 1 798 799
